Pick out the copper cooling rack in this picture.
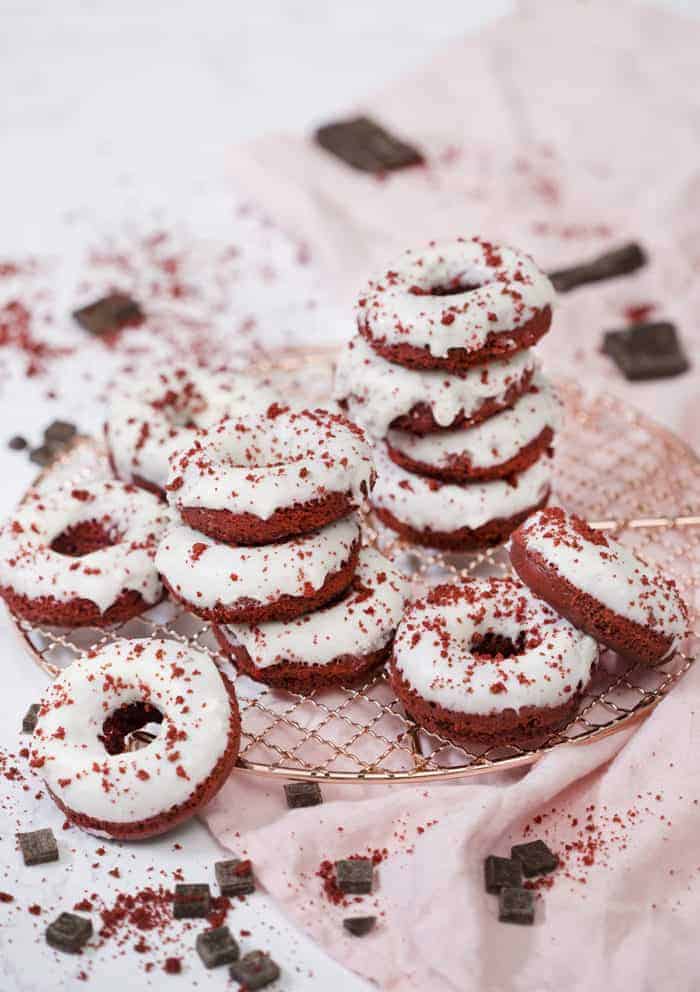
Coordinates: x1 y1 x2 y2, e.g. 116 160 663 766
8 348 700 783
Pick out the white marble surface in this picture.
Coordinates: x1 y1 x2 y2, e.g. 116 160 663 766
0 2 697 991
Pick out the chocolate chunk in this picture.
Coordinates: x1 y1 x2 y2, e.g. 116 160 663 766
315 116 424 174
195 925 239 968
73 293 144 337
229 951 280 990
215 859 255 898
18 828 59 866
22 703 41 734
602 321 689 381
484 855 523 894
335 858 373 895
549 242 647 293
284 782 323 809
44 420 77 446
46 912 93 953
343 916 376 937
173 883 211 919
30 445 56 467
8 435 27 451
511 840 558 877
498 886 534 925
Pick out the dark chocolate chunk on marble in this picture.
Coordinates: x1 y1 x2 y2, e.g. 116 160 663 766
30 444 56 467
284 781 323 809
22 703 41 734
44 420 76 446
315 116 424 173
46 912 93 953
484 855 523 894
602 320 689 381
335 858 373 895
196 925 239 968
73 293 144 337
173 883 211 918
511 840 558 878
8 435 27 451
229 950 280 989
215 858 255 898
498 886 534 925
343 915 376 937
549 242 647 293
18 828 58 866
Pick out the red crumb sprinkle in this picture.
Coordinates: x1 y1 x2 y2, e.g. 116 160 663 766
623 302 656 324
0 892 14 903
163 957 182 975
28 904 42 915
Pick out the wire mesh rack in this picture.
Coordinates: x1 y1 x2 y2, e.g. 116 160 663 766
9 347 700 783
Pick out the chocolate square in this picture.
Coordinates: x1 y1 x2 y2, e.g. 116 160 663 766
72 293 144 337
498 886 534 925
18 828 58 866
46 912 92 952
315 116 424 173
8 435 27 451
343 916 376 937
335 858 373 895
44 420 76 447
602 321 689 381
214 858 255 898
549 242 646 293
195 925 239 968
22 703 41 734
229 951 280 990
173 883 211 918
284 782 323 809
484 855 523 894
30 445 56 467
511 840 558 878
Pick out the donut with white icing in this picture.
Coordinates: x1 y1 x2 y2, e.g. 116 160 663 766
166 407 376 544
357 238 555 371
385 375 560 483
214 547 409 693
105 367 278 496
371 444 552 551
391 577 598 743
156 514 361 623
510 507 689 666
29 638 240 839
0 481 170 627
334 335 538 437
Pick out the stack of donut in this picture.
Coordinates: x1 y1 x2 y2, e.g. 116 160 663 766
335 237 560 550
155 405 409 693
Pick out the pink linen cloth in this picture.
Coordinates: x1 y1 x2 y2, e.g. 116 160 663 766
204 3 700 989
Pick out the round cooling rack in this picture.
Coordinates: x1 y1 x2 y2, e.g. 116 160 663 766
8 347 700 783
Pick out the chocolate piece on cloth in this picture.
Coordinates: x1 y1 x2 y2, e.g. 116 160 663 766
173 883 211 919
29 444 56 468
511 840 558 877
45 912 93 953
602 321 690 380
284 782 323 809
22 703 40 734
72 293 144 337
549 242 647 293
335 858 374 895
484 855 523 894
498 886 535 925
8 435 27 451
343 916 376 937
314 116 424 173
196 926 239 968
229 950 281 990
44 420 77 447
17 828 59 866
215 858 255 898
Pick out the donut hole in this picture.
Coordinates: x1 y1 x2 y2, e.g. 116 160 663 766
471 631 527 660
51 518 124 557
99 701 164 756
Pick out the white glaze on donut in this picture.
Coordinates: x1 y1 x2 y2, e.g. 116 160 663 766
221 547 408 669
386 374 560 473
0 481 170 612
30 638 234 825
393 577 597 714
155 514 361 611
371 444 552 532
167 408 375 519
333 335 538 438
106 367 279 491
357 238 555 359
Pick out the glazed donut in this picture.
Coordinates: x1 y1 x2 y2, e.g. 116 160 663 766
156 514 361 623
510 507 689 666
391 577 598 744
29 638 240 840
214 547 409 693
370 444 552 551
166 407 375 545
105 367 278 496
334 335 538 437
384 375 560 483
0 481 170 627
357 238 554 371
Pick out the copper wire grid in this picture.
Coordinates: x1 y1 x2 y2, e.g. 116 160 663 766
8 347 700 783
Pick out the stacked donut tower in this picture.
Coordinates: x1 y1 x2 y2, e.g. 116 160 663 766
334 237 560 550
